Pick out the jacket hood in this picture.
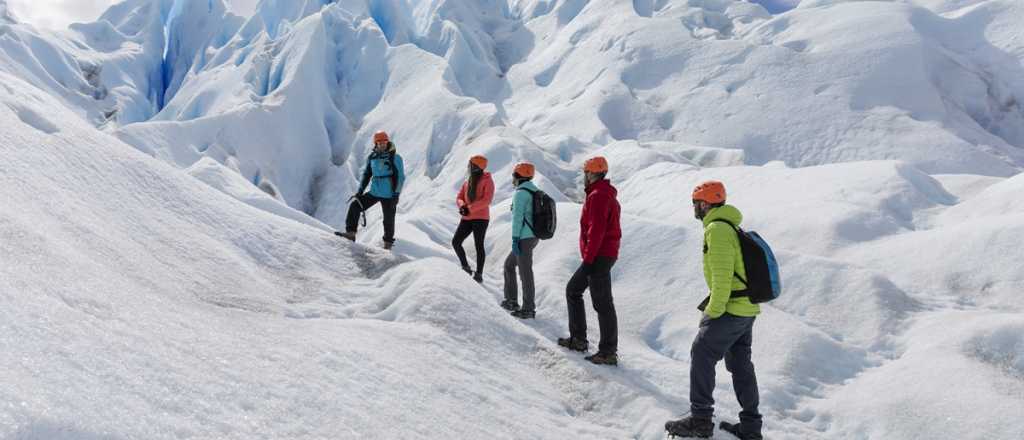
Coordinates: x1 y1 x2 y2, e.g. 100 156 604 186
703 204 743 228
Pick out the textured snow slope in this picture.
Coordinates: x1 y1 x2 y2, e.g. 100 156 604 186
0 71 641 439
1 0 1023 439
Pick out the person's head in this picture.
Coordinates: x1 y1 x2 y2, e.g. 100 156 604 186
512 162 535 187
373 131 390 151
583 156 609 186
692 180 726 220
469 155 488 175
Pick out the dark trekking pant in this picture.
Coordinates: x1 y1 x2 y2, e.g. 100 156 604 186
690 313 762 435
566 257 617 354
503 238 538 311
453 220 489 272
345 194 397 243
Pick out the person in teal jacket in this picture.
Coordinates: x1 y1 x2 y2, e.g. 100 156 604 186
666 180 763 440
503 162 539 318
337 131 405 250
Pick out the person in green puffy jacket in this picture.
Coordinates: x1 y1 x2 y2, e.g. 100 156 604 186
665 181 763 440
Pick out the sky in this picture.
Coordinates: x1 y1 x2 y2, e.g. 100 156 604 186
6 0 260 30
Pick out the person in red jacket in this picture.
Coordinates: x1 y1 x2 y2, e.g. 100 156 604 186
558 156 622 366
453 155 495 283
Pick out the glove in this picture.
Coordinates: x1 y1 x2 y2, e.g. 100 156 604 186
512 238 521 257
393 193 400 202
459 206 470 216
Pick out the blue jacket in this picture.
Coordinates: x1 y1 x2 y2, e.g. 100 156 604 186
358 144 405 199
511 180 537 240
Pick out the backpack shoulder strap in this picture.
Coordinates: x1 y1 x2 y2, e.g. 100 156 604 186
516 187 539 230
709 218 739 231
708 219 747 286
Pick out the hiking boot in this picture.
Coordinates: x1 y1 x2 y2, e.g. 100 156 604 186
511 309 535 319
557 336 588 352
584 351 617 366
383 241 394 250
665 415 714 438
335 231 356 241
719 421 763 440
500 300 520 311
473 271 483 283
461 265 473 276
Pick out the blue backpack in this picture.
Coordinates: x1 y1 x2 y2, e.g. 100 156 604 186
712 219 781 303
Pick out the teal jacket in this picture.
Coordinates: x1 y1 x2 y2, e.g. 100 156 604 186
358 144 405 199
511 181 537 239
702 205 760 318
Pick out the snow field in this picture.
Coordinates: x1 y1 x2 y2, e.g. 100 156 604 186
1 0 1023 439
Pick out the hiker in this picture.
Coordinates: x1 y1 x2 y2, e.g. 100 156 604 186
665 181 763 440
503 162 540 319
453 155 494 283
557 156 621 366
336 131 405 250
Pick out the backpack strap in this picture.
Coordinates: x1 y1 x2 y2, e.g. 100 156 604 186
387 152 398 194
517 187 537 231
708 219 749 286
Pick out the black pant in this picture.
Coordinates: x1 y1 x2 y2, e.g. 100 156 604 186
452 220 489 271
345 194 397 243
690 313 762 434
566 257 617 354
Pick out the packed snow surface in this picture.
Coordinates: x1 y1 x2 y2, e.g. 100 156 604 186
1 0 1022 439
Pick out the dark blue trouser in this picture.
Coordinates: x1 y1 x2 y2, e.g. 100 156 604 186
690 313 762 434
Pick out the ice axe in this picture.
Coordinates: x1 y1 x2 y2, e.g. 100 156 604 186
349 194 368 227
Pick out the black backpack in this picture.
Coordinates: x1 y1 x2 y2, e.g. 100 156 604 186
711 219 782 304
520 187 557 240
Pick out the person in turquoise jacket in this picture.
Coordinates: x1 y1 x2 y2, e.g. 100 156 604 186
337 131 405 250
666 180 763 440
503 162 540 318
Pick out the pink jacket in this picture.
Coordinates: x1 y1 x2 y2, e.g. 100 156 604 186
457 172 495 221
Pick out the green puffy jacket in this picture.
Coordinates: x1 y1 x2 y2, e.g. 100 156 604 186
702 205 760 318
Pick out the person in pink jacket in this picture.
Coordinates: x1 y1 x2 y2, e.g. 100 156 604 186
453 155 495 283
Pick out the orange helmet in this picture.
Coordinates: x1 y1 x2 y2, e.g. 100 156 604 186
373 131 390 144
469 155 488 170
692 180 726 204
583 156 609 174
513 162 535 178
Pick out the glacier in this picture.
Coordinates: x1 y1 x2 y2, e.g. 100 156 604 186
1 0 1022 438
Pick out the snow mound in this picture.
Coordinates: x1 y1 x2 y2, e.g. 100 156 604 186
939 172 1024 222
966 320 1024 380
617 160 956 256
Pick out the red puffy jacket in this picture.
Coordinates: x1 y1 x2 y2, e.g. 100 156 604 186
456 172 494 220
579 179 621 263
